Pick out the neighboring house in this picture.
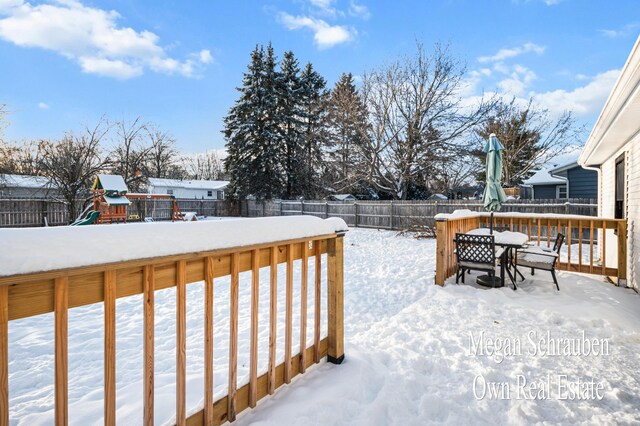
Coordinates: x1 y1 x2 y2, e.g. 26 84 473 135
428 193 448 200
147 178 228 199
0 174 59 198
521 169 567 199
521 162 598 200
578 35 639 291
448 186 483 200
327 194 356 202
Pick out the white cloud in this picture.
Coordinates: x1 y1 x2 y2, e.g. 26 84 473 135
532 69 620 117
0 0 211 79
199 49 213 64
598 23 640 38
543 0 564 5
308 0 339 17
478 42 546 63
278 12 354 49
348 1 370 20
497 65 537 96
37 101 49 109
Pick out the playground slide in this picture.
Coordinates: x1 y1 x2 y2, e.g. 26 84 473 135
70 210 100 226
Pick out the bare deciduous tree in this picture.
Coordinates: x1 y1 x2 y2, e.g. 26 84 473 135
182 151 225 180
360 42 496 199
110 117 150 191
39 120 109 221
146 127 181 178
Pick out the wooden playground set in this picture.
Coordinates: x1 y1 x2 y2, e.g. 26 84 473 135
72 174 184 225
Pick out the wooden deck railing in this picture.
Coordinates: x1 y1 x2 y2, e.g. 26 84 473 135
0 231 345 426
435 213 627 286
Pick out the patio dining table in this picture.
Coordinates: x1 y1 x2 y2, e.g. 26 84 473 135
466 228 529 288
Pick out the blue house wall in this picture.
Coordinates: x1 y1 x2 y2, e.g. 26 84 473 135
567 167 598 198
533 184 558 199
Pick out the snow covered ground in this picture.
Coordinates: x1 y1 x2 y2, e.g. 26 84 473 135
7 228 640 425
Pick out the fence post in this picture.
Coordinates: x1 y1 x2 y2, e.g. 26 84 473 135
324 202 329 219
389 201 394 230
327 234 344 364
435 219 447 286
354 202 358 227
617 220 627 285
279 201 283 216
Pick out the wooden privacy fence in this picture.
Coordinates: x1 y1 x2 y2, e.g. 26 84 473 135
243 199 598 231
0 198 239 227
0 229 345 425
434 213 627 286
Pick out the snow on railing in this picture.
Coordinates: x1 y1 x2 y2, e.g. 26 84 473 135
0 216 347 425
434 210 627 286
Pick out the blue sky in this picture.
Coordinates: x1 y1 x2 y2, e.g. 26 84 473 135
0 0 638 153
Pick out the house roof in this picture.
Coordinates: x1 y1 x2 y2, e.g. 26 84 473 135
580 35 640 166
523 169 566 186
148 178 229 190
330 194 356 201
548 161 582 177
93 174 128 193
0 174 56 189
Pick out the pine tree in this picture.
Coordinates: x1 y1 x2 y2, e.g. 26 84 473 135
276 51 303 198
326 72 369 194
224 45 283 199
298 62 329 198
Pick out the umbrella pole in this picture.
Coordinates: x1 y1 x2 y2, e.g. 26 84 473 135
490 211 494 234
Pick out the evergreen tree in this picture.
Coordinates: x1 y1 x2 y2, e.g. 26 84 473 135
224 44 283 199
298 62 329 198
326 72 369 194
276 51 303 198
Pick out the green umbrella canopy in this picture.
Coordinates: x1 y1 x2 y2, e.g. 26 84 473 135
482 133 507 212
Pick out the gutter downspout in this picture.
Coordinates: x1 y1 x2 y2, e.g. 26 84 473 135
580 164 602 216
548 170 569 200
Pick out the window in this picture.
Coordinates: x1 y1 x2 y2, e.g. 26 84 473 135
167 189 173 195
557 185 567 199
207 190 213 197
217 191 224 200
615 154 625 219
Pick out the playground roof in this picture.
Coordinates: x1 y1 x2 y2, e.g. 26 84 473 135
103 195 131 205
93 174 128 193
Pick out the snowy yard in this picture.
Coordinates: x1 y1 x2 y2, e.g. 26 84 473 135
7 227 640 425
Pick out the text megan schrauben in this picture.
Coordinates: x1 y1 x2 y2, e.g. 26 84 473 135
468 330 609 401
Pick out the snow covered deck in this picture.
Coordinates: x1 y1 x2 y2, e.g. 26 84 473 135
434 210 628 286
3 224 639 425
0 216 347 425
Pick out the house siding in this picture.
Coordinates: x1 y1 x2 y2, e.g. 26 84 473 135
567 167 598 198
149 186 223 199
599 138 638 291
533 184 558 199
626 133 639 291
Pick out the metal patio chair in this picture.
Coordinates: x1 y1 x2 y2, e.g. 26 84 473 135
516 233 565 290
454 233 504 286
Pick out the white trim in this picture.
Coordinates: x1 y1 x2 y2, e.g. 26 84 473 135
580 35 640 166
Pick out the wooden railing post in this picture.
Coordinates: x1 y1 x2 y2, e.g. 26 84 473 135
435 219 447 286
55 276 69 426
104 270 116 426
0 285 8 426
617 220 628 285
327 234 344 364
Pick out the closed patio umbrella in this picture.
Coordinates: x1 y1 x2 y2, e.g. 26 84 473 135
482 133 507 233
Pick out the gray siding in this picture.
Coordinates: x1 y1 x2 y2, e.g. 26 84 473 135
567 167 598 198
533 184 558 199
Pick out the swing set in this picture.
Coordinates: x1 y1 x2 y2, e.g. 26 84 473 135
73 174 184 225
